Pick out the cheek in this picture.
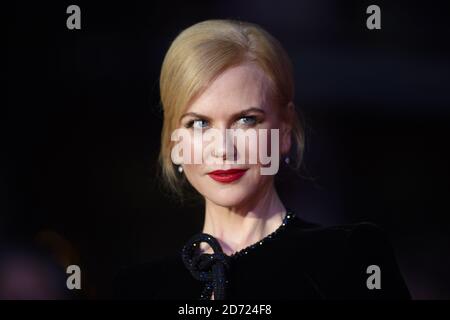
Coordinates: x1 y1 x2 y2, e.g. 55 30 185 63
245 167 274 194
173 130 205 165
247 127 280 165
182 164 203 186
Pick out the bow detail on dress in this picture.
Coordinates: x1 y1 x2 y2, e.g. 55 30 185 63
181 233 230 300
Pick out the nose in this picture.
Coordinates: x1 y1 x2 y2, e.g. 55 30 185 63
212 128 236 161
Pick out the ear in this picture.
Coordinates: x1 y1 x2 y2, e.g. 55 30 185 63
280 102 294 156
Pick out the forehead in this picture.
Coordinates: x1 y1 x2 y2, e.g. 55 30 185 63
185 63 273 116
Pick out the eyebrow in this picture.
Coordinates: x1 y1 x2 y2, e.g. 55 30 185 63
180 107 266 121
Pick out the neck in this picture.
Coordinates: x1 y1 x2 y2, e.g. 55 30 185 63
201 185 287 256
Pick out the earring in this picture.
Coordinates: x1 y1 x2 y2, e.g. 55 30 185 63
284 156 290 165
178 165 183 173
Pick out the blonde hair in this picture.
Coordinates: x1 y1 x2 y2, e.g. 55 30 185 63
159 19 305 196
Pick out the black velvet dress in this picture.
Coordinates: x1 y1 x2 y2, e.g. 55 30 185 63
114 212 411 300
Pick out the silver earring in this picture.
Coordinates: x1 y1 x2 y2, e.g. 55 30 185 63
178 165 183 173
284 156 290 165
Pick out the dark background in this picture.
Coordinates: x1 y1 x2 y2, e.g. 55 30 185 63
5 0 450 299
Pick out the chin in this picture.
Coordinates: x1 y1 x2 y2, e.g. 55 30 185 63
201 183 260 208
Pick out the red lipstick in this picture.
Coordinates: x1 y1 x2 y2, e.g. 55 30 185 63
208 169 248 183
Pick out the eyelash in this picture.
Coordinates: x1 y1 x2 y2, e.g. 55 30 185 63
184 116 261 129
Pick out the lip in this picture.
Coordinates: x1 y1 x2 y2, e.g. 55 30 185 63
208 168 248 183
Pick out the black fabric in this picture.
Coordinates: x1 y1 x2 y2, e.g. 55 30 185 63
114 216 411 300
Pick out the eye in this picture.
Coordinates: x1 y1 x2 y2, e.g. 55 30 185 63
236 116 257 126
185 119 209 129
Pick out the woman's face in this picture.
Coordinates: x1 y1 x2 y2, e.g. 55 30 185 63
175 63 291 208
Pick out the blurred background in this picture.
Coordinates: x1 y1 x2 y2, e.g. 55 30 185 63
5 0 450 299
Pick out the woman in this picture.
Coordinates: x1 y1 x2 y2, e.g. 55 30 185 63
115 20 411 300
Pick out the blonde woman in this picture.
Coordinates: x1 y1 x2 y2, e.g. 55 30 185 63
115 20 410 300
